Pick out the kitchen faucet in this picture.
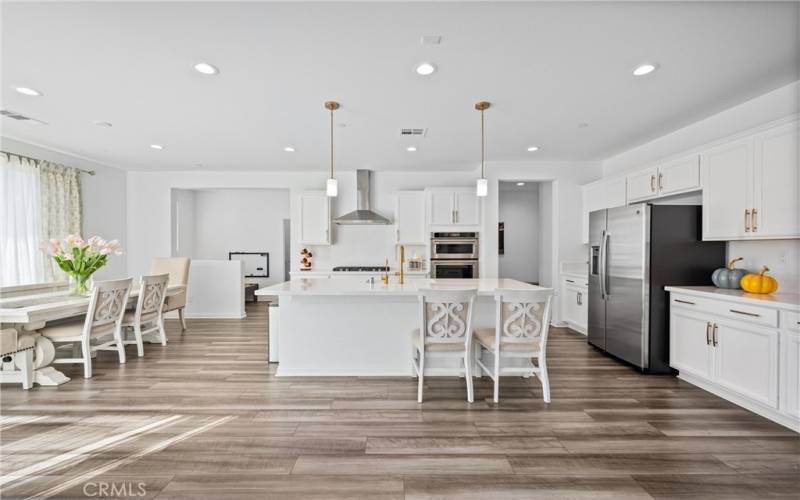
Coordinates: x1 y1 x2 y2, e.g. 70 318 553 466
395 245 405 285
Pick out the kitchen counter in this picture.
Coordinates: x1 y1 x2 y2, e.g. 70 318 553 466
257 278 550 376
257 278 546 297
664 286 800 312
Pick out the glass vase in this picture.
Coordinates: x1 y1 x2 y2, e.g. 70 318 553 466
69 273 94 296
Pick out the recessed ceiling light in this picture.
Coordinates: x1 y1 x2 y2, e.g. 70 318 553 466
93 121 112 128
149 144 164 150
516 182 525 186
15 87 43 96
284 147 295 152
194 62 219 75
406 146 417 152
633 63 657 76
415 63 437 76
527 146 539 152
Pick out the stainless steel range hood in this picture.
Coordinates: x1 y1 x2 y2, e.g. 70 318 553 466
334 169 391 225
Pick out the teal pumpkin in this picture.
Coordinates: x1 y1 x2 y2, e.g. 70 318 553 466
712 257 748 289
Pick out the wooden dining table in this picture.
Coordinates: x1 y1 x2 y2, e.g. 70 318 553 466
0 283 185 386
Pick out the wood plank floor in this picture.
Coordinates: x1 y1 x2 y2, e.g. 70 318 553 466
1 303 797 499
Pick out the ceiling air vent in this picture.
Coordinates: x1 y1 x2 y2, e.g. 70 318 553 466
1 109 48 125
400 128 427 137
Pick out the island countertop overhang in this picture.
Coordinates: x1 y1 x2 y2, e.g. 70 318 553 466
255 278 551 297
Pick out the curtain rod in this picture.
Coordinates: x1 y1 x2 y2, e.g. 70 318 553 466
1 150 96 176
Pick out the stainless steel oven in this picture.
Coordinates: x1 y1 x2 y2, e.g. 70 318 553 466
431 260 479 279
431 232 479 260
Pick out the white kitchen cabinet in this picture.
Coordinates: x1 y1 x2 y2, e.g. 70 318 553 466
702 120 799 240
714 319 779 408
627 155 700 203
454 191 480 225
395 191 426 244
658 154 701 196
427 188 481 227
429 191 453 225
668 289 797 431
580 177 627 244
753 121 799 238
779 311 800 420
701 137 753 240
670 309 714 381
561 276 588 334
627 167 659 203
299 191 331 245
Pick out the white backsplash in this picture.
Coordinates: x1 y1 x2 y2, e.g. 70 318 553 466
728 239 800 294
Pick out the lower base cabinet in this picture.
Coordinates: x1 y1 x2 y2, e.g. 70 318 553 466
561 276 588 334
669 291 797 431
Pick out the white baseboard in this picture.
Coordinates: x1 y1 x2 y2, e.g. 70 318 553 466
678 372 800 433
184 313 247 319
276 367 414 377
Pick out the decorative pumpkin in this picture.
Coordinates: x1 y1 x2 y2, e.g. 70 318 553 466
711 257 748 289
740 266 779 294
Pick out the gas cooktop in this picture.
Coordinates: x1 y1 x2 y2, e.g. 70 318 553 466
332 266 389 272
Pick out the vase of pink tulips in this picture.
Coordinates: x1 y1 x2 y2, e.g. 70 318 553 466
41 235 123 295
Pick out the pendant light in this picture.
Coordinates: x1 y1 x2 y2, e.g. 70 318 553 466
475 101 490 197
325 101 340 197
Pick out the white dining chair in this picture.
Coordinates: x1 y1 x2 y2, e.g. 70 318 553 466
121 273 170 355
474 288 554 403
39 278 133 378
150 257 190 331
412 288 478 403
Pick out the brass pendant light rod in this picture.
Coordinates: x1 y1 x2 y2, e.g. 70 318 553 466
325 101 339 180
475 101 490 179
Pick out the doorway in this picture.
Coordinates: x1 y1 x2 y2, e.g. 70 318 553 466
498 181 553 286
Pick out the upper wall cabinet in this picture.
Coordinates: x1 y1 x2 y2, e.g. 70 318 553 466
702 120 799 240
427 188 480 227
627 154 700 203
299 191 331 245
581 177 626 243
395 191 426 244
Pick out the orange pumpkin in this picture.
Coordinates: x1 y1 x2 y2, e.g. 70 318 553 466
740 266 779 294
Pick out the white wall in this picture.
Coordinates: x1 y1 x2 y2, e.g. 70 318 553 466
171 189 195 258
498 186 540 283
538 181 554 291
599 80 800 294
192 189 290 287
1 136 128 280
184 259 245 319
126 170 478 279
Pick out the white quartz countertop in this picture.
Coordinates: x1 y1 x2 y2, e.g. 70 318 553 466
665 285 800 312
256 278 551 297
290 268 429 275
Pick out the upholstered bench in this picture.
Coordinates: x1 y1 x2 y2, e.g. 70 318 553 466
0 328 35 389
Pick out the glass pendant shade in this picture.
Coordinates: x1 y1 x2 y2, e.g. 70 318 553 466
476 177 488 197
326 178 338 197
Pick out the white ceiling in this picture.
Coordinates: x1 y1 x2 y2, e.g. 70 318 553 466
2 1 798 171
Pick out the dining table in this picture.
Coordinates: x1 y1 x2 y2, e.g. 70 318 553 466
0 282 185 386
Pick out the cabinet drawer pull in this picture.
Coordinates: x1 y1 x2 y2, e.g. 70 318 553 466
706 322 712 346
729 309 761 317
744 209 751 232
650 175 656 192
675 299 695 305
751 208 757 232
577 292 583 306
712 323 718 346
566 279 575 283
658 173 664 191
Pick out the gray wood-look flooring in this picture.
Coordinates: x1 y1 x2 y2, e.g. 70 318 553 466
1 303 797 499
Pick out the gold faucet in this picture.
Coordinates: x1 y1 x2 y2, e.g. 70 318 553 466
395 245 405 285
381 258 390 285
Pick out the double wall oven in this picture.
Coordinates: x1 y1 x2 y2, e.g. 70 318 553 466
430 232 479 279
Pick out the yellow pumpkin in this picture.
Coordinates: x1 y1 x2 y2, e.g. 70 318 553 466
740 266 779 294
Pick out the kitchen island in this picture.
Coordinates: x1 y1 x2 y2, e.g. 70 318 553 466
256 278 549 376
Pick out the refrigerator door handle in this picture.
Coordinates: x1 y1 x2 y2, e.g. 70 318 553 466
600 231 609 299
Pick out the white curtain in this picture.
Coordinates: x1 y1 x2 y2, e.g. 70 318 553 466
0 154 44 286
0 154 83 286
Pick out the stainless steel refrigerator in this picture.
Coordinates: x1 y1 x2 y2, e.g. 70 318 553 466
588 204 725 373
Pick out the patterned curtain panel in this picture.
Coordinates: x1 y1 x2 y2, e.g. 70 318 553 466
38 162 82 281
